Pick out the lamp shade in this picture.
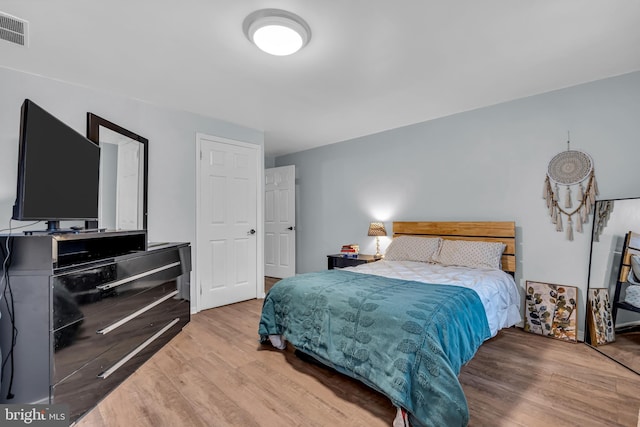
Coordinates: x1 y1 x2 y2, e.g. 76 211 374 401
367 222 387 237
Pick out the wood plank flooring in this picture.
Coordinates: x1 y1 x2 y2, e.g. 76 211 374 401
590 330 640 375
264 276 280 293
76 298 640 427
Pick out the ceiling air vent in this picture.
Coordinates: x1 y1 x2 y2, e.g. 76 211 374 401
0 12 28 47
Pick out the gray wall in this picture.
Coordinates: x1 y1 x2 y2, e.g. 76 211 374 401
0 67 264 303
276 70 640 335
265 155 276 169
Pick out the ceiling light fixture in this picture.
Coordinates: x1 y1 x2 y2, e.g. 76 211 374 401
243 9 311 56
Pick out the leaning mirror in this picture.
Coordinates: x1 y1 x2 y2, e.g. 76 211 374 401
87 113 148 230
586 197 640 374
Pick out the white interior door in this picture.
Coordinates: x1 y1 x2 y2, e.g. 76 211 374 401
197 135 261 310
265 165 296 278
115 140 140 230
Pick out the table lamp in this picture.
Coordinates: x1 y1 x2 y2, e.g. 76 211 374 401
368 222 387 259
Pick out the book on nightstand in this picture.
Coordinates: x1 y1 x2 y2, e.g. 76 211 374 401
340 244 359 258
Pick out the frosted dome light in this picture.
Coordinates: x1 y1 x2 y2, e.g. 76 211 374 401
244 9 311 56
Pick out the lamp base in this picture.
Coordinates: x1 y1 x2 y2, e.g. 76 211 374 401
374 236 383 259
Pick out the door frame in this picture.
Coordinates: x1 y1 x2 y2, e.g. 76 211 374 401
194 133 264 313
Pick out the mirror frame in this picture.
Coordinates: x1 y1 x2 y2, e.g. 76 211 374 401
86 113 149 230
585 196 640 375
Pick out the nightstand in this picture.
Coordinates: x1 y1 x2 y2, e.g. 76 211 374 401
327 254 378 269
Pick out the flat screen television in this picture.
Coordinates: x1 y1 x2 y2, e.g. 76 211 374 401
12 99 100 232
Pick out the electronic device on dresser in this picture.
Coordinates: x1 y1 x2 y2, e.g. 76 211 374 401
0 230 191 423
12 99 100 233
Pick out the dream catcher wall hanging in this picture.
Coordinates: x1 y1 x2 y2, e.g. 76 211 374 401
542 135 599 241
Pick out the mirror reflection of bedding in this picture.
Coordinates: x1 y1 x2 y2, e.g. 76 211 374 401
258 222 521 427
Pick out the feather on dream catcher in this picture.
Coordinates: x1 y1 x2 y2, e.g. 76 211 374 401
542 135 599 241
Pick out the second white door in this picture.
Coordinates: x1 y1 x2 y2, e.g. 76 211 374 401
265 165 296 278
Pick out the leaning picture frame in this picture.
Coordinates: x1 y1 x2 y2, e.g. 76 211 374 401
524 280 578 342
587 288 615 346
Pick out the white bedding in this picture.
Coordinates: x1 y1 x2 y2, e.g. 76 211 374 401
342 260 521 337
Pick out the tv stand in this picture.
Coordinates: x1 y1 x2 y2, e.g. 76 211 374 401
23 221 106 236
0 230 191 422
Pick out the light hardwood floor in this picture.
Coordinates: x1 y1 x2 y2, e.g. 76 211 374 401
590 330 640 375
264 276 280 293
76 298 640 427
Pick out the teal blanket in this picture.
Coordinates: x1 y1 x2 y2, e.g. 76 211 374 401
258 270 490 427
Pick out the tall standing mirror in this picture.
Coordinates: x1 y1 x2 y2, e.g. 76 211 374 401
586 197 640 374
87 113 148 231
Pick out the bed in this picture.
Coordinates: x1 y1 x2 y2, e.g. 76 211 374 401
258 221 521 427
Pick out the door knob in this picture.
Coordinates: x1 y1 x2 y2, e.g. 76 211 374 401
248 229 256 235
287 226 296 231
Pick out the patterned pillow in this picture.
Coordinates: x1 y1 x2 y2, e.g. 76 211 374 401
384 236 442 262
432 239 506 270
625 285 640 308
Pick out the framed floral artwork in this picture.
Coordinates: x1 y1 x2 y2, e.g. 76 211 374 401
587 288 615 346
524 280 578 342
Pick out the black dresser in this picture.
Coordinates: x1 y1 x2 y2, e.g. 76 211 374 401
0 230 191 422
327 254 378 269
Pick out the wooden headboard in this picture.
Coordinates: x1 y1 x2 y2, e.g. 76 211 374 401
392 221 516 274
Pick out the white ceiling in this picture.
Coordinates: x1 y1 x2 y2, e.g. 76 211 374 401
1 1 639 157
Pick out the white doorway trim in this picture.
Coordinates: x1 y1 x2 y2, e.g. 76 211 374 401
194 133 264 313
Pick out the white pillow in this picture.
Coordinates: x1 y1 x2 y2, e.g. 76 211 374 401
432 239 506 270
384 236 442 262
